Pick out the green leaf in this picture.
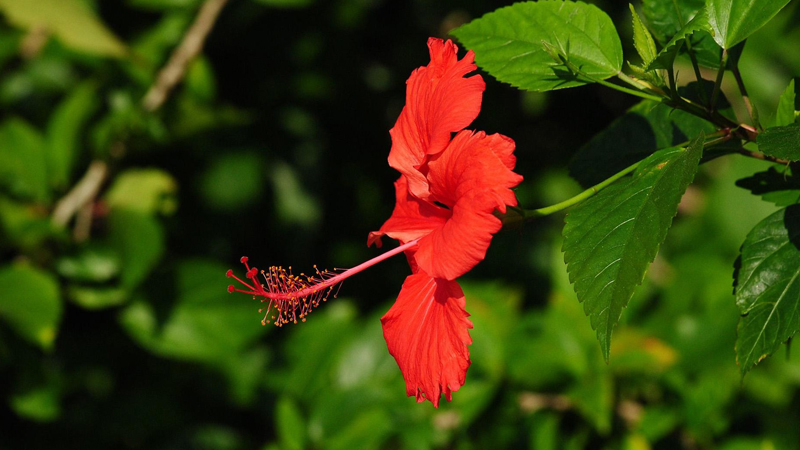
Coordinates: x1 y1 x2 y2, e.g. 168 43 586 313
56 245 121 283
107 208 165 289
276 397 306 450
736 166 800 207
0 264 62 349
569 100 714 187
645 11 711 71
0 0 127 57
119 260 268 362
775 79 797 127
707 0 793 49
735 205 800 375
199 152 265 212
642 0 705 44
0 118 50 203
630 4 658 66
563 135 704 360
105 169 178 216
452 0 622 92
46 82 98 190
757 125 800 160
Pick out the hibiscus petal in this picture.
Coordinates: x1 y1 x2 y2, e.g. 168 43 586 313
427 130 523 211
388 38 485 199
381 273 472 407
415 191 504 280
368 176 449 248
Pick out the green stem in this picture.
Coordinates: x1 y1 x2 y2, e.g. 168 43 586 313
562 59 664 102
710 49 728 112
501 132 745 227
501 160 641 227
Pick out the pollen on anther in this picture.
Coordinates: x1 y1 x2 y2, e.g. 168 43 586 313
227 285 235 293
226 269 233 278
240 256 249 263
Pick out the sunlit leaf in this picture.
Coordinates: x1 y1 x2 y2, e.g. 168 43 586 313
105 169 178 216
563 136 704 360
735 205 800 375
630 4 658 66
452 1 622 92
0 0 127 57
0 264 62 349
707 0 793 49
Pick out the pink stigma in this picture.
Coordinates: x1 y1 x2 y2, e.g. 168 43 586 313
226 239 420 327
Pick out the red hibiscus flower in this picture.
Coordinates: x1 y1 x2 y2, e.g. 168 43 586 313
368 40 523 407
226 38 521 408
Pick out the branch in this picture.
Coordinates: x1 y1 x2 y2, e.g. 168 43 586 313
142 0 230 112
51 161 108 228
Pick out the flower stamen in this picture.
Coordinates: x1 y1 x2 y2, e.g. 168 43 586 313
227 238 420 326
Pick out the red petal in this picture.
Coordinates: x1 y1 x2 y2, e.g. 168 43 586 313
381 273 472 407
387 38 485 199
427 130 523 211
415 191 503 280
368 176 449 248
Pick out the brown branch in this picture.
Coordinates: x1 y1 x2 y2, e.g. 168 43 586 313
142 0 230 112
51 161 108 228
737 148 791 165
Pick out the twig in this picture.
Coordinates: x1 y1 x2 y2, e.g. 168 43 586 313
737 148 790 165
51 161 108 227
142 0 230 111
732 65 762 130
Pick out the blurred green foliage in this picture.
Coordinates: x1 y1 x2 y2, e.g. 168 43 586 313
0 0 799 449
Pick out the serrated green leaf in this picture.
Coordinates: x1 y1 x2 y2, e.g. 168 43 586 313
452 1 622 92
0 0 127 57
735 206 800 375
0 118 49 203
642 0 705 43
775 79 796 127
736 166 800 207
645 11 711 71
46 82 98 190
569 100 714 187
707 0 793 49
630 4 658 66
563 135 704 360
107 208 164 289
757 125 800 160
0 264 62 349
